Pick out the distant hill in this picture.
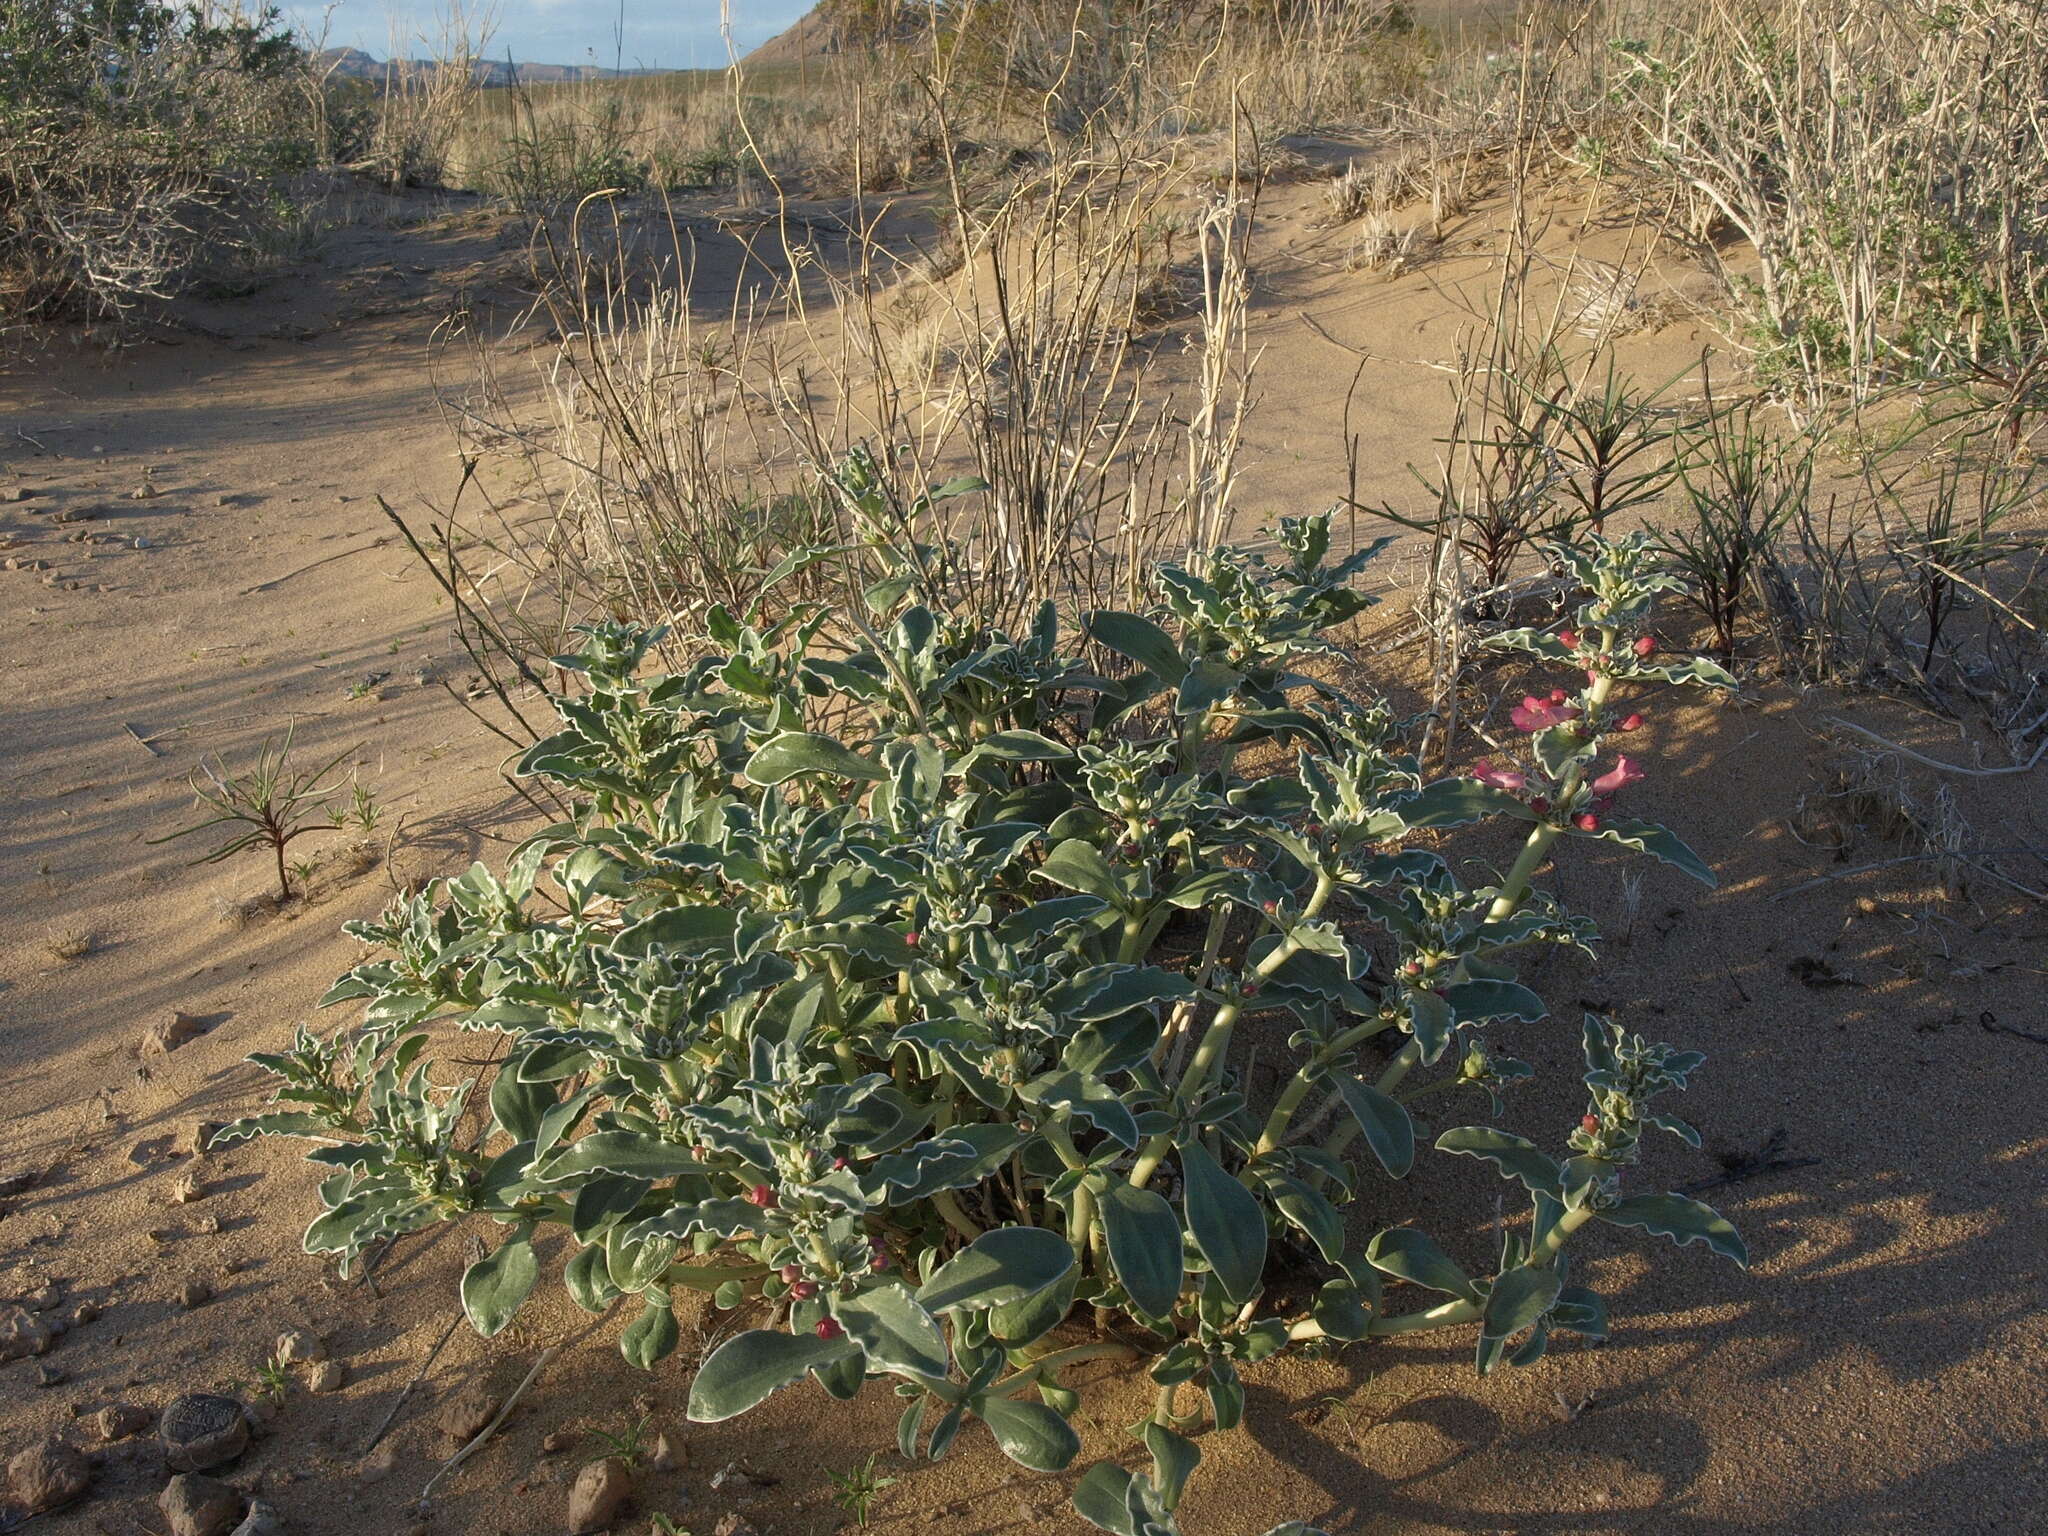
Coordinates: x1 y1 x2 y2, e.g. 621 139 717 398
315 47 677 86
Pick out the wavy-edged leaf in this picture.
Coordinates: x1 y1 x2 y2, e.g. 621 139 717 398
745 731 885 786
1366 1227 1478 1299
1599 1193 1748 1265
1179 1139 1267 1304
974 1394 1080 1473
1331 1074 1415 1179
1576 816 1715 886
1097 1181 1184 1319
1086 610 1187 685
461 1227 538 1337
688 1328 859 1421
620 1287 681 1369
1434 1126 1562 1198
835 1283 947 1379
915 1226 1073 1314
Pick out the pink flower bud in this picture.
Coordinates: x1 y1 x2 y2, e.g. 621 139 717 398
905 930 921 948
1558 628 1578 650
1262 898 1279 915
1574 812 1599 832
1241 980 1261 999
1634 634 1657 658
746 1183 776 1209
1403 959 1422 977
790 1279 819 1300
1580 1114 1600 1135
815 1317 844 1341
1549 688 1568 706
780 1263 802 1282
1586 668 1600 686
1530 796 1551 814
832 1156 850 1170
1619 712 1643 732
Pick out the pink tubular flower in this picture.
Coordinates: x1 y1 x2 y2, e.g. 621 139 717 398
1618 712 1644 732
1511 694 1582 732
1574 811 1600 832
1634 634 1658 658
1591 756 1646 796
1557 628 1579 650
1471 759 1527 791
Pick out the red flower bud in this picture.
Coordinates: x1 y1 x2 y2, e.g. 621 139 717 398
1619 712 1643 732
1145 816 1161 830
790 1279 819 1300
869 1249 889 1271
1634 634 1657 658
904 930 921 948
1574 812 1599 832
815 1317 844 1341
1548 688 1568 705
1558 628 1578 650
1241 980 1261 998
1530 797 1551 814
780 1262 802 1282
1580 1113 1600 1135
1585 668 1600 686
1403 959 1422 976
746 1183 776 1208
832 1156 849 1170
1262 898 1279 915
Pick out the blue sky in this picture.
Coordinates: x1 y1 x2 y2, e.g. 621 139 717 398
300 2 813 69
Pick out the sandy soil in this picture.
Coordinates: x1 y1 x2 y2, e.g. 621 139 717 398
2 161 2045 1536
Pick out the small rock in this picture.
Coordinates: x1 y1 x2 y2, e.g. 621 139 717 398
568 1456 633 1534
7 1437 92 1514
0 484 32 501
179 1121 224 1158
160 1471 244 1536
647 1432 679 1473
25 1282 63 1312
160 1392 250 1472
196 1214 222 1235
95 1402 154 1441
542 1429 577 1454
0 1304 58 1360
0 1169 39 1196
180 1277 214 1308
712 1515 759 1536
437 1381 497 1445
274 1329 324 1366
71 1299 103 1325
172 1171 206 1204
141 1010 207 1058
305 1359 345 1394
129 1141 158 1167
231 1499 287 1536
36 1361 67 1387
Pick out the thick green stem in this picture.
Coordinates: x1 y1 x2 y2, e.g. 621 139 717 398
986 1341 1138 1399
1130 871 1335 1188
1253 1014 1401 1156
1040 1121 1096 1265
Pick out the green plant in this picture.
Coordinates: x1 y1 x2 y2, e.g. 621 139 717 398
827 1451 899 1527
150 724 355 901
586 1412 654 1470
224 506 1744 1531
340 782 383 836
1659 398 1811 657
254 1351 292 1405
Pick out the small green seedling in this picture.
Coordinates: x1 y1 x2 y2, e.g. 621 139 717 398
828 1453 898 1528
